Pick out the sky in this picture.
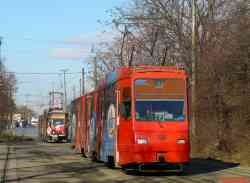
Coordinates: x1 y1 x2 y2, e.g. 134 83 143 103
0 0 125 113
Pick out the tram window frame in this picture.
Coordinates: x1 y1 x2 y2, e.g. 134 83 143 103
120 87 131 120
134 78 186 122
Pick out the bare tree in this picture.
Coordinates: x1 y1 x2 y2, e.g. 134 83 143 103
92 0 250 164
0 63 16 132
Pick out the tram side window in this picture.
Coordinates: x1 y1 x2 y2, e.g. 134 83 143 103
90 97 94 117
121 87 131 119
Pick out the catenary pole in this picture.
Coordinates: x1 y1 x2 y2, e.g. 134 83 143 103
79 78 82 97
0 37 2 72
191 0 197 137
82 67 85 95
93 57 98 89
61 69 68 113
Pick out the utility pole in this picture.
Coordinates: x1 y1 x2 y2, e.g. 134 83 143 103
91 45 98 89
61 69 68 113
8 85 13 129
82 67 85 95
191 0 197 137
79 78 82 97
73 85 76 99
0 37 3 93
24 94 30 122
0 37 2 72
93 57 98 89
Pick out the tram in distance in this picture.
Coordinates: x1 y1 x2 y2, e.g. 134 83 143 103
70 66 190 172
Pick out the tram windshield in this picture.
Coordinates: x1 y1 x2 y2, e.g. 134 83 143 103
49 119 64 126
134 79 186 122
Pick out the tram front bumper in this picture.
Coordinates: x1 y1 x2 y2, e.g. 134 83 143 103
119 144 189 165
138 163 183 172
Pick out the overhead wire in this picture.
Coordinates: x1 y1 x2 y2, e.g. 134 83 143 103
2 71 81 75
1 37 88 110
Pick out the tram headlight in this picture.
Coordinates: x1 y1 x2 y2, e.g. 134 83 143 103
137 138 148 144
176 139 186 144
52 130 56 135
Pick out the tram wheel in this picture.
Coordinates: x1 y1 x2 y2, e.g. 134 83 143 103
122 164 138 175
106 156 115 168
176 164 185 176
91 152 97 161
80 148 87 158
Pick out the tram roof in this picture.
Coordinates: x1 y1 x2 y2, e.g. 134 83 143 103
71 66 186 101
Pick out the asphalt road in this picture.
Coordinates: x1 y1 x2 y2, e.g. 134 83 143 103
0 141 250 183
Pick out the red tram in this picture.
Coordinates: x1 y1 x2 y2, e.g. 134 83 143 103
72 66 189 172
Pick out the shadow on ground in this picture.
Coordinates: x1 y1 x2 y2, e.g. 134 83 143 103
6 162 105 182
129 158 239 176
6 158 240 182
184 158 239 175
